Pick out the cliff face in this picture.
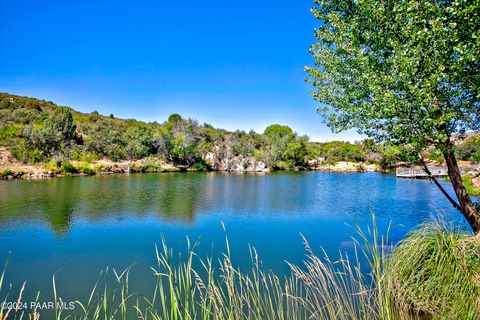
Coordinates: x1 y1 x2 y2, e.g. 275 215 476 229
203 152 268 172
202 138 269 172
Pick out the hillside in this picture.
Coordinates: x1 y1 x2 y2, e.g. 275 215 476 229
0 93 478 178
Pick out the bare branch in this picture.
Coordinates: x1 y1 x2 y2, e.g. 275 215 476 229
419 157 461 211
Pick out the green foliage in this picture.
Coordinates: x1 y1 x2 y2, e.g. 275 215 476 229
141 160 161 172
385 223 480 319
463 175 480 196
44 159 60 172
0 168 13 177
0 92 430 170
24 107 77 161
0 124 21 145
188 160 208 172
426 149 445 163
76 162 99 175
317 141 364 162
307 0 479 153
263 124 308 168
124 126 154 159
456 136 480 161
70 150 98 162
44 159 77 174
59 160 76 174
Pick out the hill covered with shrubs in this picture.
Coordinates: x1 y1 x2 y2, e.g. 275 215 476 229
0 93 478 175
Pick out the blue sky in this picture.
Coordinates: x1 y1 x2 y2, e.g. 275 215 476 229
0 0 362 142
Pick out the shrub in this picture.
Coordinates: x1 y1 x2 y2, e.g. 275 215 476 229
457 136 480 161
44 159 77 174
70 150 99 163
76 162 98 175
188 161 208 172
44 159 60 172
426 149 444 163
59 160 77 174
0 168 13 177
142 161 160 172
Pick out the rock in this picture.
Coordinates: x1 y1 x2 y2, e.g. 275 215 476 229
203 152 266 172
472 177 480 188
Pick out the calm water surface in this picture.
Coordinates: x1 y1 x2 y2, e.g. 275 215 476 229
0 172 469 304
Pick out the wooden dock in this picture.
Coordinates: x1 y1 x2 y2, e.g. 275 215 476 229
396 166 450 178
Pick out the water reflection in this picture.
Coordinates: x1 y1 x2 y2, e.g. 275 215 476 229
0 171 471 310
0 172 467 235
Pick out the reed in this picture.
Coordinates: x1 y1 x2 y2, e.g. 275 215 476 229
2 218 475 319
384 222 480 320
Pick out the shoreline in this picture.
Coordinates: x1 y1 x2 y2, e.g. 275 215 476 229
0 161 389 180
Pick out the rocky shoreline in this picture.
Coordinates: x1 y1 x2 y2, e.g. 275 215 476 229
0 146 390 180
0 161 387 180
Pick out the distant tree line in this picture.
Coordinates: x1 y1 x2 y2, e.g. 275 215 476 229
0 93 478 170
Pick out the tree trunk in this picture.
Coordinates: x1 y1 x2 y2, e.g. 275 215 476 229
442 140 480 234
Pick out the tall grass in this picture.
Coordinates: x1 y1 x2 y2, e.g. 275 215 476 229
1 219 477 319
384 222 480 320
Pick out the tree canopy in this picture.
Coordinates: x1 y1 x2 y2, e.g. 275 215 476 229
307 0 479 149
307 0 480 232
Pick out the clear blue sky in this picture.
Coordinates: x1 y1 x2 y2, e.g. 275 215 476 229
0 0 361 142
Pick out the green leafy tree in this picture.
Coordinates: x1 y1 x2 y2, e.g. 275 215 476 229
263 125 309 168
26 107 77 160
263 125 295 168
85 120 127 161
125 126 154 159
307 0 480 233
318 141 364 162
285 136 309 166
456 136 480 161
165 114 200 164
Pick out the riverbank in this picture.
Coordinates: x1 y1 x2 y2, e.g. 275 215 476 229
2 147 479 191
0 147 389 180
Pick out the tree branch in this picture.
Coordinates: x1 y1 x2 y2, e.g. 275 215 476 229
419 157 461 211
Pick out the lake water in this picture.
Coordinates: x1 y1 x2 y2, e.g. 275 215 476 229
0 172 469 307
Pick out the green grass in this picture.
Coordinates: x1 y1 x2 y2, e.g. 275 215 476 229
463 175 480 196
0 168 13 177
1 219 478 319
44 159 78 174
384 223 480 319
141 161 161 172
75 162 101 175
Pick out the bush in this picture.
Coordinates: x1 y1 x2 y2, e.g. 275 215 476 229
76 162 99 175
456 136 480 161
44 159 60 172
44 159 77 174
426 149 444 163
188 160 208 172
60 161 77 174
142 161 161 172
70 150 99 162
0 168 13 177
